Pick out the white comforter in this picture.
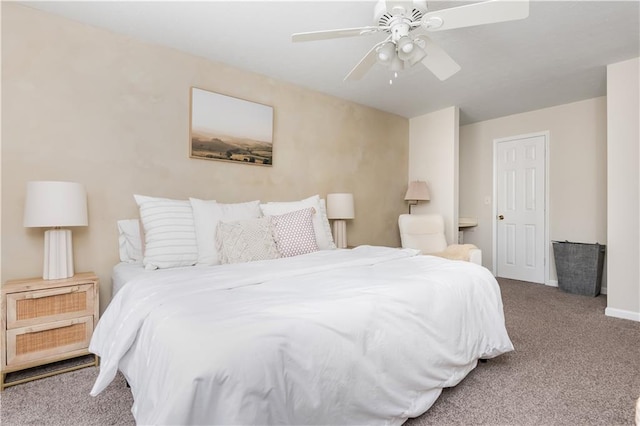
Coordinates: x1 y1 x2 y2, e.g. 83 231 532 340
90 246 513 425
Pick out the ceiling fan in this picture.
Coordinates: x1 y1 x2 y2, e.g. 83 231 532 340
292 0 529 82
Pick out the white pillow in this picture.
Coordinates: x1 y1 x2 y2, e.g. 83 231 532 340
117 219 143 263
190 198 262 265
215 217 280 264
318 199 335 249
134 194 199 270
271 208 319 257
260 195 336 250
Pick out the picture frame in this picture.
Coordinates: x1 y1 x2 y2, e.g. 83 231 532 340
189 87 274 166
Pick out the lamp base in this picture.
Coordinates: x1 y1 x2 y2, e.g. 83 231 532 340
332 219 348 249
43 229 74 280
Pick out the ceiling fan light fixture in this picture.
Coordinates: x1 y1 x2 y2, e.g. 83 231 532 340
397 36 414 54
376 42 396 64
397 37 420 61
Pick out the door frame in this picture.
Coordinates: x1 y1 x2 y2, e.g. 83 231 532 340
492 131 551 285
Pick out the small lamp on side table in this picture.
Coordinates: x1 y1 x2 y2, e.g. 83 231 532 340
404 180 430 213
23 181 88 280
326 193 355 249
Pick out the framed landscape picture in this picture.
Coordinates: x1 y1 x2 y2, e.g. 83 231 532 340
190 87 274 166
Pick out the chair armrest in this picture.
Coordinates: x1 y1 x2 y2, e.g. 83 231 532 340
436 244 482 265
468 248 482 265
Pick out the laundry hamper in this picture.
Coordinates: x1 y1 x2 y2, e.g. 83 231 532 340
552 241 606 297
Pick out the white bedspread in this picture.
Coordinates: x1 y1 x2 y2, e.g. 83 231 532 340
90 246 513 425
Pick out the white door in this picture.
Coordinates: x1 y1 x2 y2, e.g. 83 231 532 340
495 134 546 283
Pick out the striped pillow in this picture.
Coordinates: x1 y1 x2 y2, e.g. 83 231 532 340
134 195 199 270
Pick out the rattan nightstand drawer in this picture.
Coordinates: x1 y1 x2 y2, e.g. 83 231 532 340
6 283 95 330
6 316 93 366
2 272 99 390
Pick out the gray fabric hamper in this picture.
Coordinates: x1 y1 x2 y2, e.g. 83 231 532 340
552 241 606 297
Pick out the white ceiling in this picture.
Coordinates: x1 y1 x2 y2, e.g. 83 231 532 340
21 1 640 124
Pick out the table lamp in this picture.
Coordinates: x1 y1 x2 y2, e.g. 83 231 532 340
326 193 355 249
23 181 88 280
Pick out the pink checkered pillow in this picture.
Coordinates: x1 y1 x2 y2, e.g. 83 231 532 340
271 207 319 258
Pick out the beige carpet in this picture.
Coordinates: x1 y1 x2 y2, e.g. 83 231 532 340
1 278 638 425
407 278 639 425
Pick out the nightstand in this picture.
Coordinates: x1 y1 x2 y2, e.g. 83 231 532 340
1 272 99 390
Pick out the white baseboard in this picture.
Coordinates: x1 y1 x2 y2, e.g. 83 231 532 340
544 280 628 319
605 307 640 322
546 280 607 294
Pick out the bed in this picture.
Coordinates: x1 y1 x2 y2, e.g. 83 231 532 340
90 245 513 425
94 194 513 424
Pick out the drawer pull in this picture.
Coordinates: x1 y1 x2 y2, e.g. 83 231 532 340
26 286 80 299
23 318 80 334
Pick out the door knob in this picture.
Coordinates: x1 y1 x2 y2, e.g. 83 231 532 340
498 214 504 220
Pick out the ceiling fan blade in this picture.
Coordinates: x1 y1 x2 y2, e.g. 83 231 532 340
292 26 385 42
416 35 461 81
344 41 386 82
422 0 529 32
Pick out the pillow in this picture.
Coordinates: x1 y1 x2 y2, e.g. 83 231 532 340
318 198 335 249
215 217 280 264
134 194 199 270
260 195 336 250
190 198 262 265
117 219 143 263
271 208 319 257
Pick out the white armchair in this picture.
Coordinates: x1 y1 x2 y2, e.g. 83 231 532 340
398 214 482 265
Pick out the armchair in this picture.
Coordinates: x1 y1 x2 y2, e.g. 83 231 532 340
398 214 482 265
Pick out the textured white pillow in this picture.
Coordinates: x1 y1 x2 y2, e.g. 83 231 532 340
216 217 280 264
190 198 262 265
260 195 336 250
117 219 143 263
318 199 335 249
272 208 319 257
134 195 199 270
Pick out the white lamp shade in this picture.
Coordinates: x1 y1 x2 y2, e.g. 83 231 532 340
326 193 355 220
24 181 88 228
404 180 430 202
405 44 427 66
376 42 396 64
396 37 415 62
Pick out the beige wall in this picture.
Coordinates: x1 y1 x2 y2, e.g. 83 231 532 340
606 57 640 321
459 97 608 280
408 107 460 244
1 4 409 312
